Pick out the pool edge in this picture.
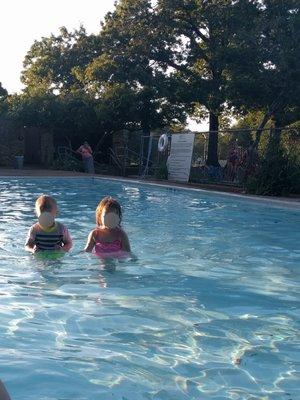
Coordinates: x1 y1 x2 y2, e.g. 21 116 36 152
1 174 299 208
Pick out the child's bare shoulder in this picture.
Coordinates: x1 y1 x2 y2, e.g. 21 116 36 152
119 228 128 238
30 223 40 232
91 227 103 238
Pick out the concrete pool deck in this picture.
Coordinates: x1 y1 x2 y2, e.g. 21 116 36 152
0 166 299 206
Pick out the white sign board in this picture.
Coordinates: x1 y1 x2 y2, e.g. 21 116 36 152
168 133 195 182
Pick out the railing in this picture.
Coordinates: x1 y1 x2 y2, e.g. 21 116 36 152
108 147 124 172
55 146 82 169
56 146 112 173
108 146 150 176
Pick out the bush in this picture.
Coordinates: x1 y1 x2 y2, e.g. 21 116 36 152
246 139 300 196
155 162 168 180
190 165 224 183
52 156 82 172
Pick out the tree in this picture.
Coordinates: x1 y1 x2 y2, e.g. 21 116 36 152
78 0 187 136
6 89 103 148
19 27 116 151
0 82 8 98
227 0 300 146
0 83 9 116
21 26 102 95
153 0 260 166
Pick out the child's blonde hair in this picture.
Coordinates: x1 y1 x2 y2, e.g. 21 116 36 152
95 196 122 226
35 195 57 215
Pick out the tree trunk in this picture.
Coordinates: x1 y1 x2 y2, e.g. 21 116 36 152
255 111 272 147
273 118 282 147
269 117 282 149
206 112 219 166
255 93 284 147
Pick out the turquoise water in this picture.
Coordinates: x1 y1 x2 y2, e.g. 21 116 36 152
0 177 299 400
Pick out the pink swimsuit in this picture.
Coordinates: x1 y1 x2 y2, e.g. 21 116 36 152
94 237 127 259
95 239 122 254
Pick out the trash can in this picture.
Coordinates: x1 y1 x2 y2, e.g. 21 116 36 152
14 155 24 169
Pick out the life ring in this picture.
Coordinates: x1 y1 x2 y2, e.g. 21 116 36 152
158 134 169 152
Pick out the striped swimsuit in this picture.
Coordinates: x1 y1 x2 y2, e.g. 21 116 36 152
25 222 71 251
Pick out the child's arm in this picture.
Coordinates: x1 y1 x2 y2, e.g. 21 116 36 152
25 241 37 253
84 230 96 252
25 227 38 253
61 226 73 252
121 231 131 252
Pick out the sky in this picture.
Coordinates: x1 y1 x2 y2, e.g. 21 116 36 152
1 0 208 130
1 0 116 94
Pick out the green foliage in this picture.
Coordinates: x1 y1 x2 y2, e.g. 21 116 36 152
21 26 101 95
232 111 272 153
153 0 264 165
0 83 8 116
51 156 82 172
155 162 168 180
190 165 224 184
17 4 187 142
0 82 8 98
6 92 60 130
1 0 299 195
228 1 300 139
246 137 300 196
79 0 187 133
4 91 104 149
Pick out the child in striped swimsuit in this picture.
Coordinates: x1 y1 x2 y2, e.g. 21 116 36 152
25 195 73 253
84 196 131 258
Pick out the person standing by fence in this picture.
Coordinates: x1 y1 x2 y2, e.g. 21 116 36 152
226 144 239 181
76 141 95 173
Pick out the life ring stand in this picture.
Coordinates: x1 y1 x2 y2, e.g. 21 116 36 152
158 134 169 152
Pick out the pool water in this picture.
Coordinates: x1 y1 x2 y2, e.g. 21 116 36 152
0 178 299 400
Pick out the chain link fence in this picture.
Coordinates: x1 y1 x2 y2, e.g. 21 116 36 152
137 127 300 192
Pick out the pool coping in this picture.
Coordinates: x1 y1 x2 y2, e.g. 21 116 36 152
1 170 300 208
94 175 300 208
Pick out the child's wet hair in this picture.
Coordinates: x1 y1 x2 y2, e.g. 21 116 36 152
35 195 57 215
96 196 122 226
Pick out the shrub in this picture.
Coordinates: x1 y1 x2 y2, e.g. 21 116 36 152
52 156 82 172
246 138 300 196
190 165 224 183
155 162 168 180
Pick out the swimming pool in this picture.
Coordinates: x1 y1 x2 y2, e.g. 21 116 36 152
0 177 299 400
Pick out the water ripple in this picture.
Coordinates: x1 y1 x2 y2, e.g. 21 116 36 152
0 178 299 400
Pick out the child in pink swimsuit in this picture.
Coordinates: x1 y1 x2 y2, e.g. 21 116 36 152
84 196 131 258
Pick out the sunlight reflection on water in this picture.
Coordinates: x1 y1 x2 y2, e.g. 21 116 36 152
0 177 299 400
